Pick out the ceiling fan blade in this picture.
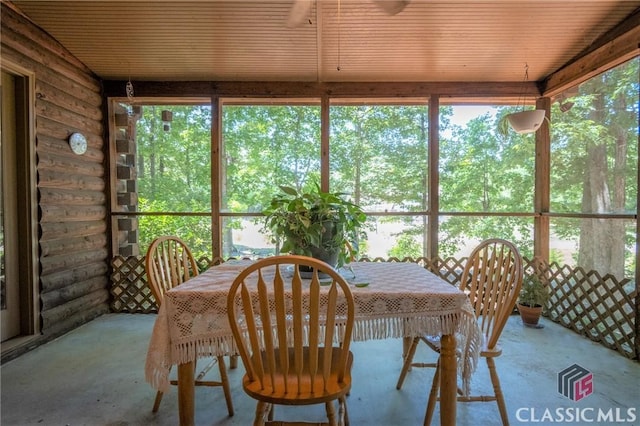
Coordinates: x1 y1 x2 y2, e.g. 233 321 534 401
287 0 313 27
373 0 410 15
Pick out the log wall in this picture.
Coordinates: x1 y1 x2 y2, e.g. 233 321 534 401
1 3 109 361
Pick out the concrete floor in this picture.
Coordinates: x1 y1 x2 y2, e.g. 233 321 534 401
1 314 638 426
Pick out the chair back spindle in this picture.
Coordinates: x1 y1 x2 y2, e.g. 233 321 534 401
145 236 199 306
459 238 522 352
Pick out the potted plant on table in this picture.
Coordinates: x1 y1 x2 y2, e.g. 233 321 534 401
262 184 366 269
517 273 550 328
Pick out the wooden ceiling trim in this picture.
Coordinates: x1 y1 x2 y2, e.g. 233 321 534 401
103 80 538 99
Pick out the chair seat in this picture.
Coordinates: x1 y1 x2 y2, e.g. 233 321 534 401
480 346 502 357
243 347 353 405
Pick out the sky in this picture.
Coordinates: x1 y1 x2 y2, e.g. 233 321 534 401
448 105 496 126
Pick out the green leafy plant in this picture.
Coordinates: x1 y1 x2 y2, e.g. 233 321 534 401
262 185 366 268
518 274 550 308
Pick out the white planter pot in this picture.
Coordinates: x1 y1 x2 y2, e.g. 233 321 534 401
506 109 546 134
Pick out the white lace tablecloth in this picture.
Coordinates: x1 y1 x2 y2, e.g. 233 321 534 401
145 260 481 393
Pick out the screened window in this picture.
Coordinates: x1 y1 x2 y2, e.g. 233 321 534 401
329 102 429 259
106 58 638 275
549 58 638 279
438 105 536 258
439 105 535 213
550 59 638 215
135 105 212 214
110 102 211 258
221 104 321 213
329 103 429 213
220 103 321 258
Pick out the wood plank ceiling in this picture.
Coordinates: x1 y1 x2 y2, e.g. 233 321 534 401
10 0 640 83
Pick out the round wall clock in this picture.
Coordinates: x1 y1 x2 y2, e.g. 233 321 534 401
69 132 87 155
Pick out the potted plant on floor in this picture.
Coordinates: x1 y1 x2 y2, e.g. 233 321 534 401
517 273 550 328
262 184 366 268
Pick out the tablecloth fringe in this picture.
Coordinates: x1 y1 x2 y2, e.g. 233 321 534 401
352 313 459 341
145 347 173 392
145 336 238 392
146 313 481 394
173 336 238 365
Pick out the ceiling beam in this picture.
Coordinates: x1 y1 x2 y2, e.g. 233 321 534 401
102 80 538 100
542 8 640 97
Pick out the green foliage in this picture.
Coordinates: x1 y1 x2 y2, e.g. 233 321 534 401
137 213 212 261
328 105 430 258
329 105 429 212
262 185 366 267
518 274 550 308
136 105 212 213
440 108 535 214
388 233 422 259
222 105 321 213
548 249 565 265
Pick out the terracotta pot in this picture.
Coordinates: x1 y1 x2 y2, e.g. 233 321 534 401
517 303 543 328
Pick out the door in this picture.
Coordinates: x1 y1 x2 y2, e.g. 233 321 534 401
0 65 38 346
1 70 21 341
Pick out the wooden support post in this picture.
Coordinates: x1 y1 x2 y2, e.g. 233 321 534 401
534 97 551 262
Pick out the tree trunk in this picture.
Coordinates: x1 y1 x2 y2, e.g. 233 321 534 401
610 94 629 277
578 141 613 273
577 85 627 279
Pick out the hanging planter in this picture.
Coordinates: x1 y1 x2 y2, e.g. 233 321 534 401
506 109 546 134
504 63 548 134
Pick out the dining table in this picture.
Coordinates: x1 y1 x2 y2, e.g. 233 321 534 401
145 260 481 426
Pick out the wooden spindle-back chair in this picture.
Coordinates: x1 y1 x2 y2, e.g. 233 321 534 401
145 236 234 416
227 255 355 426
397 238 523 426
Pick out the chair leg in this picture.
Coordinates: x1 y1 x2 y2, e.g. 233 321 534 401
424 359 440 426
216 355 234 416
487 357 509 426
230 354 239 369
268 403 275 421
340 395 349 426
254 401 269 426
152 390 164 413
325 400 337 426
396 337 420 389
